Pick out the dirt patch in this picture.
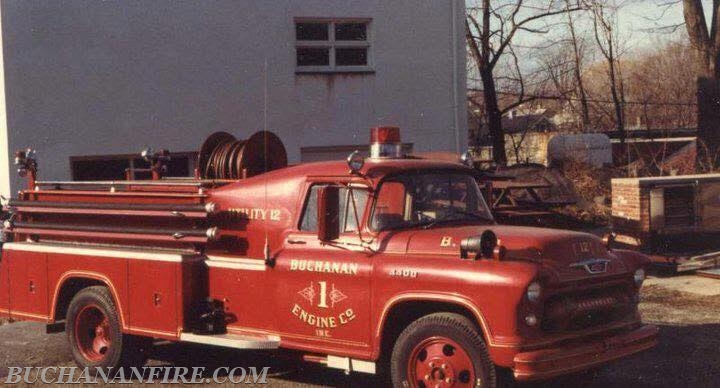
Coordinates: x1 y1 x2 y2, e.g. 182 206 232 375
590 276 720 387
640 277 720 325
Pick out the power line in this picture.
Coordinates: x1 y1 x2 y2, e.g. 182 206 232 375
467 88 698 106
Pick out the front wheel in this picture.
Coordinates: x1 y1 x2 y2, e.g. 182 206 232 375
66 286 150 371
391 313 496 388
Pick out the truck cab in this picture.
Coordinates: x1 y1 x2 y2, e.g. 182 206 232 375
0 127 657 387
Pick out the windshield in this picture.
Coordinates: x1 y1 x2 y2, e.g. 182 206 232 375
370 172 494 231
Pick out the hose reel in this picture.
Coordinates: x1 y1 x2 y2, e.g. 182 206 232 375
198 131 287 179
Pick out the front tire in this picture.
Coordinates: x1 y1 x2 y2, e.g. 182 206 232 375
66 286 150 371
391 312 496 388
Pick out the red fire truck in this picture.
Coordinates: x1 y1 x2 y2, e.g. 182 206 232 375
0 127 657 387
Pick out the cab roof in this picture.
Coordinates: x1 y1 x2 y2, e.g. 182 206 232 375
271 158 475 180
209 157 478 196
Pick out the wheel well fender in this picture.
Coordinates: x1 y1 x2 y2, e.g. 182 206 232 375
374 295 492 361
52 272 124 328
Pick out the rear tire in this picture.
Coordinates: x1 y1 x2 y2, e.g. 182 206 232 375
66 286 150 372
391 312 496 388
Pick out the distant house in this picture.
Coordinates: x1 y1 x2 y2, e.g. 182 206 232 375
502 110 557 135
500 109 557 165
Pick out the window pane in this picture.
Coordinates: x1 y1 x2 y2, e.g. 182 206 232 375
371 173 493 231
297 47 330 66
296 22 329 41
336 48 367 66
300 185 322 231
335 23 367 41
343 188 369 232
371 181 407 230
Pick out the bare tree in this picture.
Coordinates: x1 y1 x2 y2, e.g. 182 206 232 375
590 0 627 150
682 1 720 169
566 0 591 129
466 0 582 165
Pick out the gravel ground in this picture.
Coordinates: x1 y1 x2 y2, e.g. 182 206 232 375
0 275 719 387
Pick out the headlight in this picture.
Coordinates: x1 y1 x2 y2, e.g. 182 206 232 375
524 314 538 326
526 281 541 302
634 268 646 287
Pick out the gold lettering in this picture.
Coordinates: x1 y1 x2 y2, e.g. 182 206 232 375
348 263 358 275
288 260 360 276
291 305 357 328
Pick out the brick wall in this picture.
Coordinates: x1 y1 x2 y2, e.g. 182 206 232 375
611 179 650 233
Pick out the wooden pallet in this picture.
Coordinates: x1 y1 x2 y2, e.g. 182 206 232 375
697 268 720 279
677 251 720 272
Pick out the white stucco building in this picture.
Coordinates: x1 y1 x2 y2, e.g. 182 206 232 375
0 1 466 195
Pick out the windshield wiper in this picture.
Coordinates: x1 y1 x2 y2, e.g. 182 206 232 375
447 208 494 222
419 209 493 229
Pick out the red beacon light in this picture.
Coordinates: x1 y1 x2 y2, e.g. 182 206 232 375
370 126 402 159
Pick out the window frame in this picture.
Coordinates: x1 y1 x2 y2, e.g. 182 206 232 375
294 18 374 74
297 181 371 235
368 171 495 232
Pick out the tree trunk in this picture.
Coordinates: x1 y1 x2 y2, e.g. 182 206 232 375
480 67 507 165
682 0 720 169
566 6 590 129
698 77 720 170
683 0 715 77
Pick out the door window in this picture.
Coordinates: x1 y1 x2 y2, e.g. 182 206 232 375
300 184 369 233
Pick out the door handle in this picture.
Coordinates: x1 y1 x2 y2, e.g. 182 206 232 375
287 239 306 245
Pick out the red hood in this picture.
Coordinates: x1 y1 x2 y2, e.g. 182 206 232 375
378 224 627 280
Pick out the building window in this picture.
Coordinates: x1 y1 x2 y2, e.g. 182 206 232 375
295 19 372 73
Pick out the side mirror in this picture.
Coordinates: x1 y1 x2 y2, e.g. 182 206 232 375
317 186 340 242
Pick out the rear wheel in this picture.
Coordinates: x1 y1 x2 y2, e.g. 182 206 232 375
66 286 150 371
391 313 496 388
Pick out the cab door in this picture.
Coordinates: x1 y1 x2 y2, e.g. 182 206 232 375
273 183 373 352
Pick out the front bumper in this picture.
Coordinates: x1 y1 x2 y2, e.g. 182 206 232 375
512 324 659 381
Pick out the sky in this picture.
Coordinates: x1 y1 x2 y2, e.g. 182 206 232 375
465 0 714 86
618 1 694 49
467 0 713 51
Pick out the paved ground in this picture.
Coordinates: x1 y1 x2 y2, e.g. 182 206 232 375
1 274 719 387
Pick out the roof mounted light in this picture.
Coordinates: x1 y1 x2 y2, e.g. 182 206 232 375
460 150 473 167
347 150 365 173
370 126 402 159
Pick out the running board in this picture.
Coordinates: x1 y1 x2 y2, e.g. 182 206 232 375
179 332 280 349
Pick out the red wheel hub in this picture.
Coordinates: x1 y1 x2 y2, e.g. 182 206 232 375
408 336 475 387
74 304 112 362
